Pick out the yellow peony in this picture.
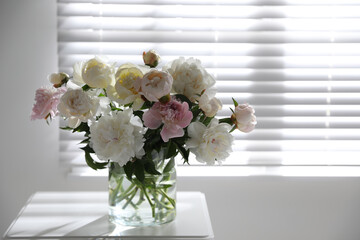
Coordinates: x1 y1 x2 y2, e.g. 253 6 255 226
107 63 146 109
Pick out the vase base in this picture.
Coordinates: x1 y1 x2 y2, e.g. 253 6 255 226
109 210 176 226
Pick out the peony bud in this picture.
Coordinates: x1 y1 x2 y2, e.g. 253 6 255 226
143 50 160 68
49 72 69 88
231 103 257 133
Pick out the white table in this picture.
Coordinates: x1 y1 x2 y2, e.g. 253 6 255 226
3 191 214 240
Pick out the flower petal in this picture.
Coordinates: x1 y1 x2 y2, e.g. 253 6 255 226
143 108 163 129
160 125 184 142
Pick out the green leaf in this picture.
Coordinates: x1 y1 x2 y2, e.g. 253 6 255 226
174 94 192 108
134 160 145 182
202 116 214 126
124 102 133 108
230 125 237 133
82 84 91 91
84 151 108 170
110 103 122 111
72 122 90 133
174 143 189 163
191 106 202 122
149 135 161 147
163 157 175 173
79 138 90 144
165 141 177 159
219 117 233 125
144 128 156 138
60 126 73 131
140 100 154 110
232 98 239 107
80 144 95 153
123 161 135 180
133 110 144 120
144 159 161 175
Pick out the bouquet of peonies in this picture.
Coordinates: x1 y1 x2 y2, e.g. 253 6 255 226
31 50 257 225
31 50 256 179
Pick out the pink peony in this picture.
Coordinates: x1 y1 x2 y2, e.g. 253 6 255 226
31 86 66 120
143 99 193 142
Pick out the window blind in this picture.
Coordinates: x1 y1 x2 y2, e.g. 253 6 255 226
57 0 360 176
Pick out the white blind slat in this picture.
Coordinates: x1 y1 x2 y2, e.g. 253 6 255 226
57 0 360 6
58 4 360 18
58 42 360 56
58 0 360 175
58 17 360 31
58 30 360 43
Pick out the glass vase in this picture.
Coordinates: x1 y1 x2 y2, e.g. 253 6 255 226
108 157 176 226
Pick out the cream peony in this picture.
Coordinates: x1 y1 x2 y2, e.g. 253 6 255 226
107 63 144 109
80 57 115 88
163 57 215 102
135 70 173 102
232 103 257 133
89 109 145 166
199 89 222 117
72 61 85 86
186 119 233 165
57 89 99 128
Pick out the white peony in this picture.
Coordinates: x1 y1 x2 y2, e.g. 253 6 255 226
87 88 111 116
71 56 115 88
199 89 222 117
163 57 215 102
89 109 145 166
57 89 100 128
186 119 234 165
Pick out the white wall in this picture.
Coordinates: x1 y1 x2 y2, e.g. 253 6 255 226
0 0 107 236
1 1 360 240
178 177 360 240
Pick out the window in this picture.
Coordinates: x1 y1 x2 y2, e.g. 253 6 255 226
58 0 360 177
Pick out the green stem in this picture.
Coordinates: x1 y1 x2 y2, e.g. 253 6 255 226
117 183 136 202
157 189 176 208
122 187 139 209
109 176 124 206
142 186 155 218
154 197 173 210
158 172 171 204
135 190 145 206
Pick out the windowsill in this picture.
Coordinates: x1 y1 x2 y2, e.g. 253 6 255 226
68 165 360 178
